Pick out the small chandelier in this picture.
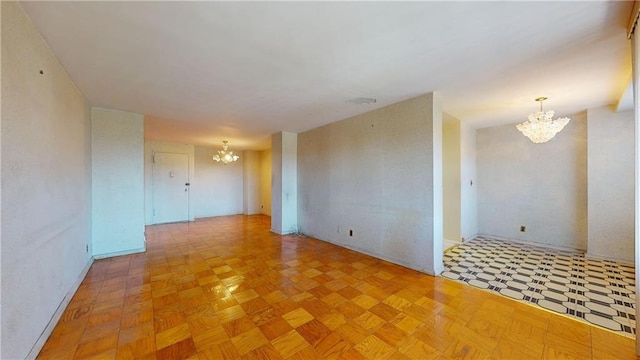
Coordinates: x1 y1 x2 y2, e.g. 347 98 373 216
516 97 570 144
213 140 239 164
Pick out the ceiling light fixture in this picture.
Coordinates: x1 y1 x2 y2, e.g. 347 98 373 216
213 140 239 164
516 97 570 144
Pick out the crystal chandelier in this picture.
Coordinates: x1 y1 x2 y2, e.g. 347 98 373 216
516 97 570 144
212 140 239 164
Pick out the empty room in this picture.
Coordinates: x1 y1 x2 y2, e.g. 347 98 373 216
3 1 640 359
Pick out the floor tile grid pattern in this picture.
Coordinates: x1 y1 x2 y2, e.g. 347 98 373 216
37 215 638 359
442 236 636 337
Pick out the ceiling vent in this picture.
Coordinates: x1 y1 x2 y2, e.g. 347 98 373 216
346 97 377 104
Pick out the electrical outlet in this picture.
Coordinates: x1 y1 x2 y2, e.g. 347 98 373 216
520 225 526 232
85 244 88 253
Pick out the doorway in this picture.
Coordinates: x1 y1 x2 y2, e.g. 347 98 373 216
152 152 190 224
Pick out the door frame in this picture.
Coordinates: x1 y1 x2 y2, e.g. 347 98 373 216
144 143 195 225
151 150 191 224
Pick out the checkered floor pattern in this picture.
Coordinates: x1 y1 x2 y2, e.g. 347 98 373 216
442 236 636 337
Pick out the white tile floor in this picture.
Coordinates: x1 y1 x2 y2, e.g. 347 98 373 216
442 236 636 337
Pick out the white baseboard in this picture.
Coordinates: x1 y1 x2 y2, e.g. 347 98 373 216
586 252 634 267
93 247 145 260
26 257 94 359
270 228 295 235
477 233 585 253
461 233 479 242
297 233 441 276
443 239 460 252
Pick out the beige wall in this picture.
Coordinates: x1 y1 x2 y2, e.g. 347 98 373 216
271 132 298 234
443 113 478 244
1 2 92 358
443 115 461 242
478 107 634 260
146 142 272 221
460 122 478 241
477 113 588 250
190 144 244 219
260 149 272 216
587 106 634 262
297 93 443 274
92 108 145 258
632 27 640 357
243 150 261 215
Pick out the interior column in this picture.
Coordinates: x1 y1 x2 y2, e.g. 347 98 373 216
271 132 298 234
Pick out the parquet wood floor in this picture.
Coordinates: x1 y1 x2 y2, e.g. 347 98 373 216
37 215 638 359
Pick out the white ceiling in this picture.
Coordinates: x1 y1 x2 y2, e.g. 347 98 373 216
20 1 632 150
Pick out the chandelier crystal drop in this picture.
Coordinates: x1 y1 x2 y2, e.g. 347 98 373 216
213 140 240 164
516 97 570 144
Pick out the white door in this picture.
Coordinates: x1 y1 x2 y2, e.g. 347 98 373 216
152 152 190 224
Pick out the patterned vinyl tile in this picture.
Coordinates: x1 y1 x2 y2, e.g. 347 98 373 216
442 236 636 337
